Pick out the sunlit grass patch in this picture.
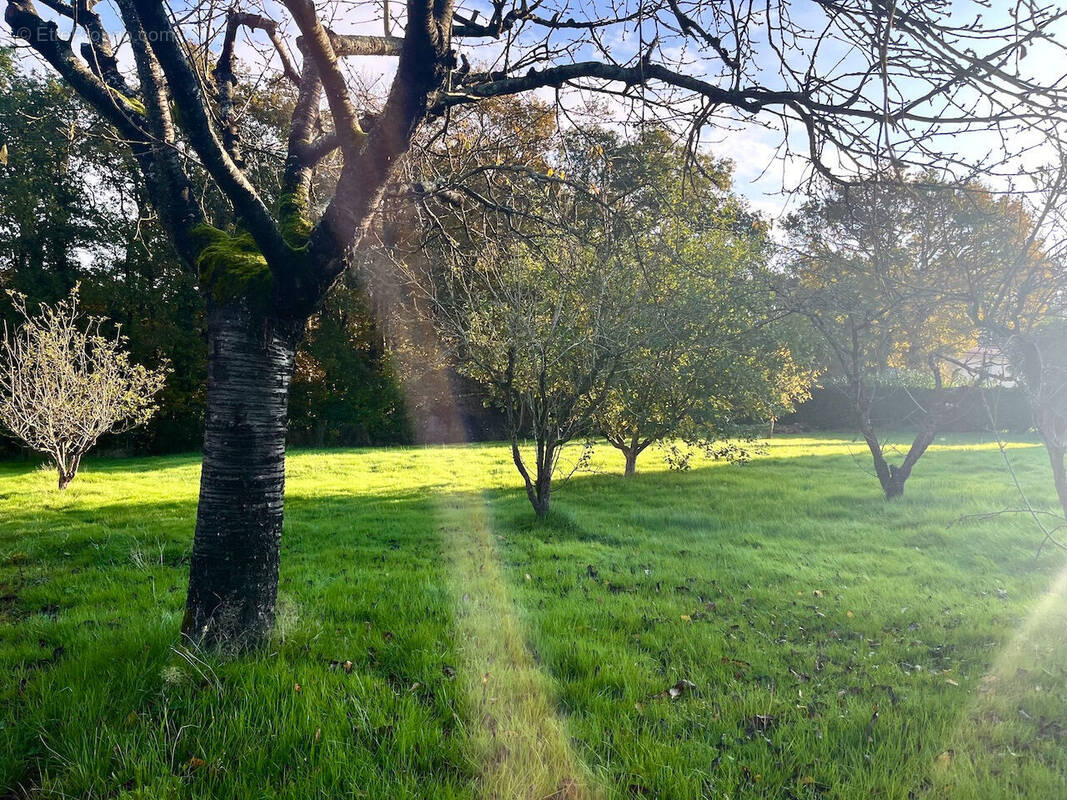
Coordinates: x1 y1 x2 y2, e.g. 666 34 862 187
1 433 1064 798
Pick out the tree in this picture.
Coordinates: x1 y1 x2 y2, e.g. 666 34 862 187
578 130 813 474
7 0 1066 645
948 169 1067 525
415 228 643 517
782 179 991 499
0 288 167 488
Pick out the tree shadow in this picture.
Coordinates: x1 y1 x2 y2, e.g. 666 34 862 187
1 439 1063 798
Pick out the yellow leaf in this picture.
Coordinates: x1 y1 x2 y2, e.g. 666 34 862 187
0 143 7 166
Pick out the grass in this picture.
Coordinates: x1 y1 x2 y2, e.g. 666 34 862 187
1 434 1065 799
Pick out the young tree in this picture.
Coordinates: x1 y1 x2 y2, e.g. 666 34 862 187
6 0 1066 645
782 180 985 499
0 288 167 488
415 230 643 517
578 131 813 475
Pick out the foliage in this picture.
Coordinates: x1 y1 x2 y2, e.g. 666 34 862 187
288 280 412 446
568 129 816 473
0 288 167 487
1 436 1065 798
782 178 1027 497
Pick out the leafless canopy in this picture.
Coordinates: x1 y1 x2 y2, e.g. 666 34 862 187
0 289 167 488
6 0 1067 321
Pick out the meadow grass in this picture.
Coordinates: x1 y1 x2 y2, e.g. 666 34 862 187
1 434 1065 799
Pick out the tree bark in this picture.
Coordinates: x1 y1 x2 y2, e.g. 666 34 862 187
56 452 81 490
623 449 638 477
182 301 299 650
1047 444 1067 521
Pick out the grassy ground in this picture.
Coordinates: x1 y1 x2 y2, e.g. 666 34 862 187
1 434 1065 799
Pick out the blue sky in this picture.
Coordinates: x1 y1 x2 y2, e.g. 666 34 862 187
6 0 1067 220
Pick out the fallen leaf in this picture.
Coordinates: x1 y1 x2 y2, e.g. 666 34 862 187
680 614 692 622
342 660 353 674
945 678 959 687
935 749 954 769
293 683 302 693
186 757 206 770
846 610 855 618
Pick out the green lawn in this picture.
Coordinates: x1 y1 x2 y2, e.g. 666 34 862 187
1 435 1065 799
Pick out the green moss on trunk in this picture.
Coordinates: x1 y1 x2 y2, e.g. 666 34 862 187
192 225 272 305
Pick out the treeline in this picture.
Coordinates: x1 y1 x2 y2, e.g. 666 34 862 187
0 54 412 455
0 53 1050 475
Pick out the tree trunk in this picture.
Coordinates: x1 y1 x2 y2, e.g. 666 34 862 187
1047 445 1067 520
182 301 299 650
623 449 638 477
532 466 552 517
857 393 939 501
56 453 80 490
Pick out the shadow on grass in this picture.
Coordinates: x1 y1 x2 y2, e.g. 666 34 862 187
1 440 1065 798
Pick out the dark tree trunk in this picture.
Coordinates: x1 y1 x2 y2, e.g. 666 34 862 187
623 449 638 477
512 436 555 518
182 301 299 650
861 424 936 500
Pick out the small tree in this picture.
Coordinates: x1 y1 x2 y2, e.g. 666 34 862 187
418 234 642 517
0 289 167 488
782 179 991 499
579 131 814 475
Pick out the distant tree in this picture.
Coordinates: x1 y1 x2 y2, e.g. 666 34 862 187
949 172 1067 524
288 279 412 446
782 179 992 499
0 288 167 488
415 230 643 516
578 130 814 475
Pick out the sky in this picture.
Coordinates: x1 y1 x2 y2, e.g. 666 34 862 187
5 0 1067 222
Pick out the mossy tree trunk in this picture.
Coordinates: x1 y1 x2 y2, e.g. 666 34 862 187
182 300 300 649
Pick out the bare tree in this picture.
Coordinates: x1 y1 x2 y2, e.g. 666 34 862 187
6 0 1067 645
0 288 167 488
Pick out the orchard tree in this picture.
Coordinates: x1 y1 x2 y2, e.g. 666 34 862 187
782 178 1025 499
950 168 1067 524
579 131 813 475
0 288 167 488
415 228 644 517
6 0 1067 645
